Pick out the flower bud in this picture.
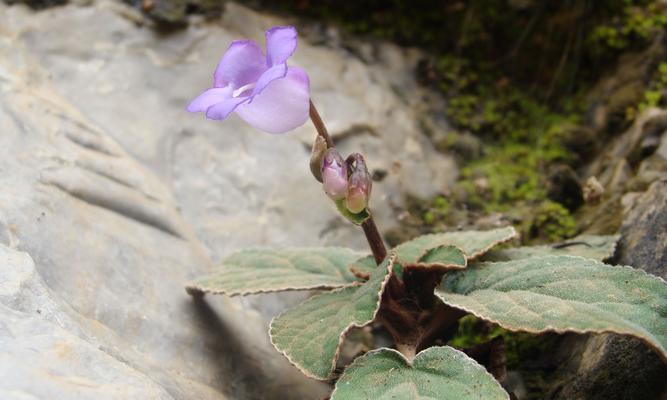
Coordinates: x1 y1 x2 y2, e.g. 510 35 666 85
345 154 372 214
321 149 348 200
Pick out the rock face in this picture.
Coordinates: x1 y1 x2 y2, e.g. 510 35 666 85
0 1 456 399
619 179 667 279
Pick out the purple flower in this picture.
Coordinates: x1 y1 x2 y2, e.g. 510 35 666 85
187 26 310 134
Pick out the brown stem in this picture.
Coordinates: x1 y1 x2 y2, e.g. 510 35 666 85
309 100 387 265
309 100 334 148
361 218 387 264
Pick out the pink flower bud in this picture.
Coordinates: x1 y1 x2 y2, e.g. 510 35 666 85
321 149 348 200
345 154 372 214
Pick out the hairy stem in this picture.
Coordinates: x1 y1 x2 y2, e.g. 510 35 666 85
309 100 387 264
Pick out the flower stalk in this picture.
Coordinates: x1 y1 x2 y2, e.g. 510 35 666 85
309 101 387 265
308 100 335 148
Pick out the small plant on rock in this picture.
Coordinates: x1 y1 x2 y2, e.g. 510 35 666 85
185 26 667 399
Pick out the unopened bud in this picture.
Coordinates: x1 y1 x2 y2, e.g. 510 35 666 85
321 149 348 200
309 136 328 183
345 154 372 214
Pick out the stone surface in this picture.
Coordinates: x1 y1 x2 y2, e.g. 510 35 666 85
618 179 667 279
585 108 667 194
0 1 457 398
0 45 328 399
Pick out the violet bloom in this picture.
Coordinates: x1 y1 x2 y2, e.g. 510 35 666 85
187 26 310 134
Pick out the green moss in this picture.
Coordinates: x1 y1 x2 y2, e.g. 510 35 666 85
419 196 452 226
430 49 582 230
524 200 577 242
627 61 667 119
448 315 492 349
435 81 580 241
590 1 667 52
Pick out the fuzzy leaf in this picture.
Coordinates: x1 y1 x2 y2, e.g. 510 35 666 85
331 346 509 400
270 255 396 379
483 234 619 262
414 244 467 270
348 255 376 279
395 226 517 264
435 255 667 361
186 248 363 296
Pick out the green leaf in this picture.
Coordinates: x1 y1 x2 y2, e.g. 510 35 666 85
349 245 467 279
270 255 396 379
483 234 619 262
436 255 667 362
395 226 517 264
348 255 376 279
335 198 371 225
331 346 509 400
415 244 467 270
186 248 363 296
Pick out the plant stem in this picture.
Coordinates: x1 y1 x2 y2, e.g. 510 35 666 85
361 217 387 264
395 343 417 361
309 100 387 264
309 100 335 148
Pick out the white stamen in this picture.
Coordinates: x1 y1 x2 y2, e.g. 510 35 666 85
232 83 256 98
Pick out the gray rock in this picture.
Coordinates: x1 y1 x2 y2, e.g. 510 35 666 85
3 0 455 255
0 246 174 400
585 108 667 194
657 126 667 160
619 179 667 278
0 1 456 398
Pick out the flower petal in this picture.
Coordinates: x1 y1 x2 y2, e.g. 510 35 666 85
234 66 310 134
265 26 297 67
186 86 232 113
213 40 266 88
250 63 287 98
205 96 249 120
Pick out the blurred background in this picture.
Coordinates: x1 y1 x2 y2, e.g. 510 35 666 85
0 0 665 399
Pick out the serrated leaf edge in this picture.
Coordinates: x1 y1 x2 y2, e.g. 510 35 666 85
398 226 518 262
557 234 620 261
563 234 621 261
405 244 468 270
185 281 361 297
330 346 510 399
491 234 622 262
268 253 397 380
226 246 366 259
467 226 518 260
435 255 667 362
